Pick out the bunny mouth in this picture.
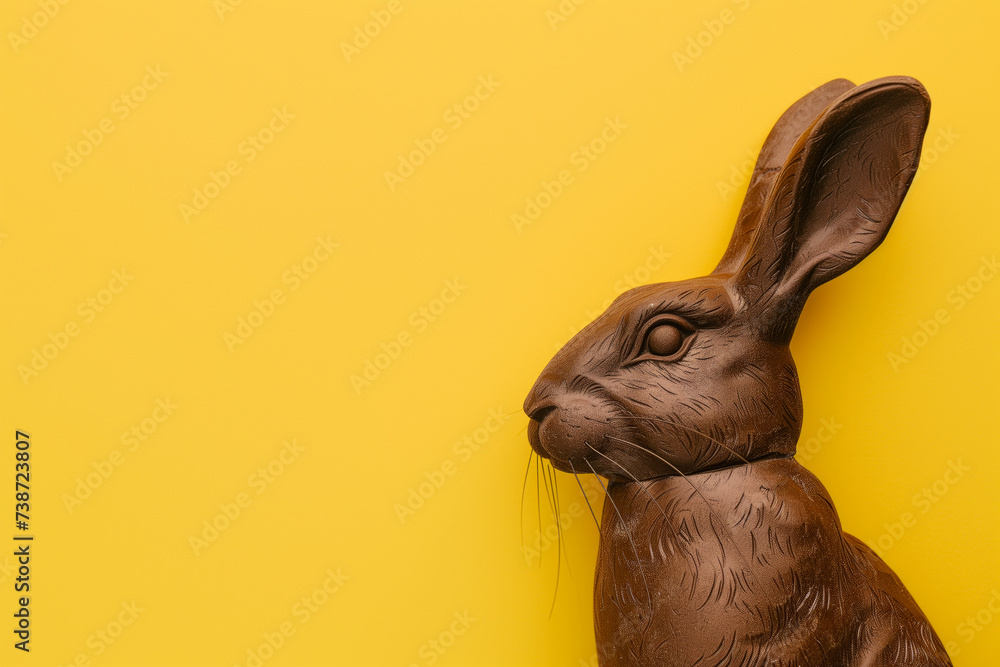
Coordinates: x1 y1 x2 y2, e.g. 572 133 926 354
527 410 629 478
525 393 685 479
527 405 710 480
527 416 568 468
526 413 568 464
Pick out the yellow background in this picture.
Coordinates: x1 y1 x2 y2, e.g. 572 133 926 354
2 0 997 665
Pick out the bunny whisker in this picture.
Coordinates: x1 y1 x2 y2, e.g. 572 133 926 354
520 451 534 554
540 456 557 523
547 462 565 618
607 416 750 465
585 459 653 618
569 460 601 531
585 442 681 553
548 461 571 576
535 453 542 567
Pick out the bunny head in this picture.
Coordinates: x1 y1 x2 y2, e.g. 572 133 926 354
524 77 930 481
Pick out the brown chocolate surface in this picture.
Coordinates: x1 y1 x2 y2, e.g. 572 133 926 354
524 77 951 666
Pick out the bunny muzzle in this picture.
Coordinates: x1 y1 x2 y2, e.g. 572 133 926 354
526 392 609 469
524 368 644 480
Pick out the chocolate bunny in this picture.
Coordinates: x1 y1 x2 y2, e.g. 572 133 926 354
524 77 951 666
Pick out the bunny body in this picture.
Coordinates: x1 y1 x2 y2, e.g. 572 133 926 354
524 77 952 665
594 458 949 666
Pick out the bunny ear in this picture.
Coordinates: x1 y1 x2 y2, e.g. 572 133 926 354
714 78 856 275
731 76 931 342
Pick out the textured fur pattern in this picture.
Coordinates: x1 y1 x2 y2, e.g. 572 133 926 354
594 460 950 666
523 77 950 666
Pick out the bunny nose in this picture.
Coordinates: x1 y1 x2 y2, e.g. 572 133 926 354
527 405 556 428
523 374 558 421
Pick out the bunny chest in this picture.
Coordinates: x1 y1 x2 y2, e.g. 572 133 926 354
593 458 855 666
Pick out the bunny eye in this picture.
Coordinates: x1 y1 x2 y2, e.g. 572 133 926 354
627 315 694 365
646 323 686 357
